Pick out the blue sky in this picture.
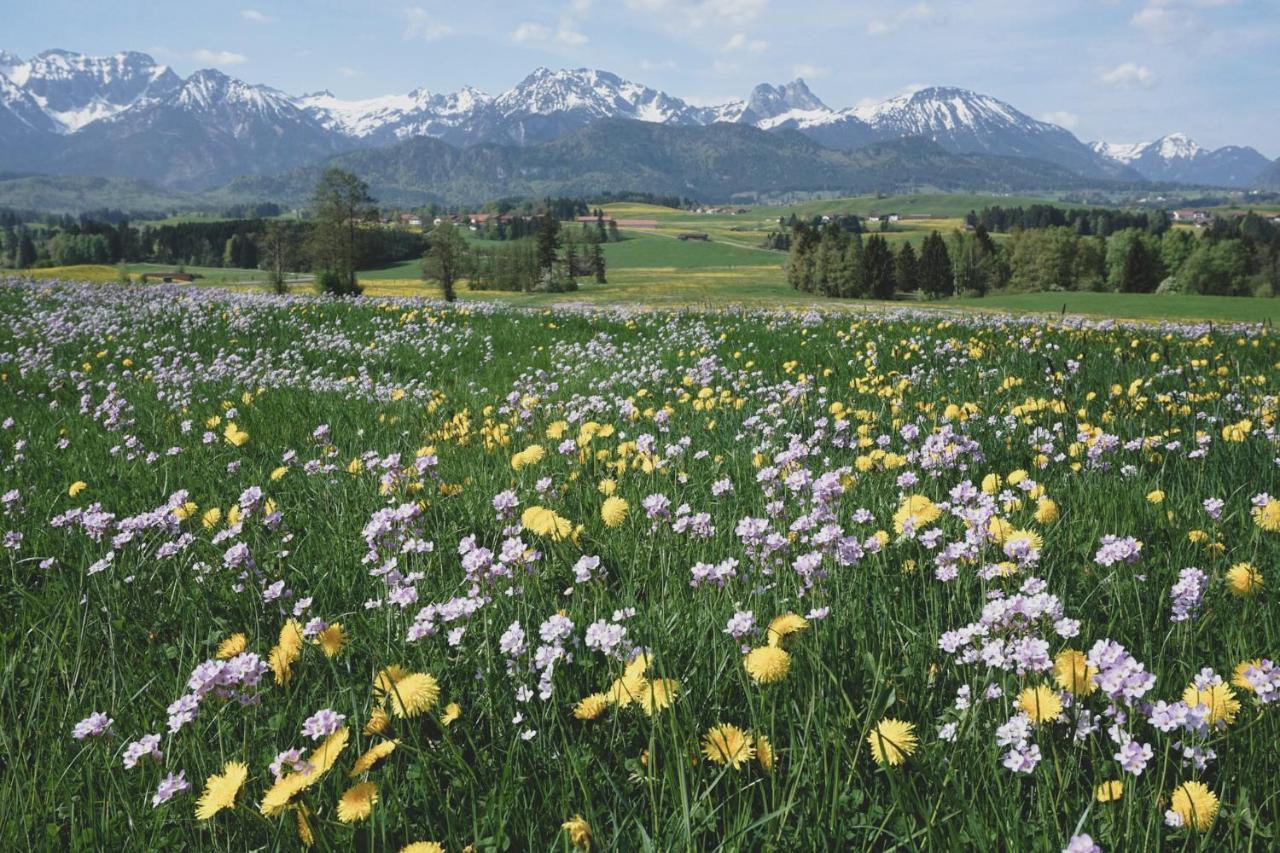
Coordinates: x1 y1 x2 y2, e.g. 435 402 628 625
6 0 1278 156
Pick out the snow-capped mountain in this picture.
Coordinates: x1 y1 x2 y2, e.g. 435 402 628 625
0 49 1271 192
1089 132 1272 188
40 68 350 188
299 86 491 145
2 49 180 132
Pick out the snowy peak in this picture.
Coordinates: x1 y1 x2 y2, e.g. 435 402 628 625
1093 133 1206 165
174 69 311 130
746 79 829 121
493 67 696 124
851 86 1046 135
5 48 180 132
1090 132 1271 187
1089 140 1147 165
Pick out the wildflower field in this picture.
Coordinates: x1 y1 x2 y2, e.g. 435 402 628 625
2 278 1280 851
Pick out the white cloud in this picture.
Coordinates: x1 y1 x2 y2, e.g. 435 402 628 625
867 3 941 36
191 49 248 66
1040 110 1080 130
722 32 768 53
240 9 274 24
338 66 362 78
1098 61 1158 88
513 22 552 42
625 0 768 28
792 63 828 79
639 58 678 70
403 7 454 42
557 27 589 45
1130 0 1236 40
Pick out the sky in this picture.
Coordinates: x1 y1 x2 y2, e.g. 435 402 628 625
5 0 1278 157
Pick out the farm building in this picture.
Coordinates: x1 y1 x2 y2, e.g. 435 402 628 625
613 219 659 229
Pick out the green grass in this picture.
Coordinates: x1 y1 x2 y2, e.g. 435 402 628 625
943 291 1280 323
1 279 1278 850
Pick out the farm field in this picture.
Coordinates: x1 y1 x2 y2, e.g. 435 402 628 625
1 277 1278 850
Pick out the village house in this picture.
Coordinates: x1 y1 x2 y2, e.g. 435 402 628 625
1171 209 1212 225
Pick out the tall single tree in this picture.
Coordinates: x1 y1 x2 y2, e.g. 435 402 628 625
535 214 561 274
422 220 470 302
310 167 375 295
919 231 954 298
862 234 896 300
260 220 299 295
895 241 919 294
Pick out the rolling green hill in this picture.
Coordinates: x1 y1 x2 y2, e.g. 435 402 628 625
217 120 1097 207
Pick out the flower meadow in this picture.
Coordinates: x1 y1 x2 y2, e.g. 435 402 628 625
2 278 1279 851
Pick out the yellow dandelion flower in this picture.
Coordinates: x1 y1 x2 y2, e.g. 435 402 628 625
521 506 573 540
1005 528 1043 553
336 781 378 823
987 516 1013 545
1232 659 1265 692
271 466 288 481
1254 497 1280 532
574 693 611 721
260 729 350 817
754 734 775 773
866 718 917 767
701 724 755 769
561 814 592 850
268 619 305 685
638 678 679 716
68 480 88 497
386 672 441 718
1034 498 1059 524
223 422 249 447
981 473 1002 494
1007 469 1028 486
744 646 791 685
1053 649 1098 696
364 706 391 736
1221 419 1251 442
1096 780 1124 803
349 740 398 776
600 496 628 528
1146 490 1165 504
400 843 445 853
1017 685 1063 724
893 494 942 534
295 804 315 847
605 673 648 708
216 633 247 660
597 478 617 496
173 501 198 521
623 652 651 680
195 760 248 820
441 702 461 726
1182 682 1240 726
201 507 222 529
315 624 346 658
1170 781 1219 830
1226 562 1262 596
766 612 809 647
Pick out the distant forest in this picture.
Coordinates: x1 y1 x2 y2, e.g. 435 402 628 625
784 206 1280 300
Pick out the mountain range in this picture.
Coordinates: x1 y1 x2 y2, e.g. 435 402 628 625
1 49 1276 204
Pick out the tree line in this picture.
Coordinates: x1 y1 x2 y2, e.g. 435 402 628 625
966 204 1171 238
787 211 1280 301
423 214 606 301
